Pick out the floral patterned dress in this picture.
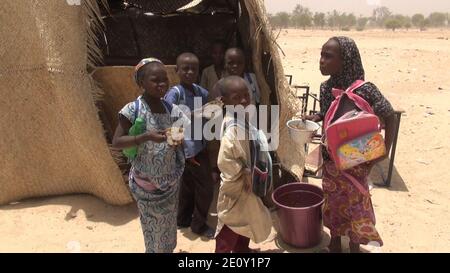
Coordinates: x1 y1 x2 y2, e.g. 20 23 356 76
119 96 186 253
319 37 394 245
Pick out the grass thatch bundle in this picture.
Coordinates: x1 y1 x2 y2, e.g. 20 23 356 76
0 0 132 205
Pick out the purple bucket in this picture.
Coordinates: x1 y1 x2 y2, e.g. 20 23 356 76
272 183 324 248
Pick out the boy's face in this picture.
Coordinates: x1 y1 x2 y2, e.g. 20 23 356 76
225 52 245 76
320 39 342 76
141 64 169 99
222 81 250 108
177 57 199 85
211 44 225 66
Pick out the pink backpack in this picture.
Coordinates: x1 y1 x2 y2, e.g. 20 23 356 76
324 80 386 173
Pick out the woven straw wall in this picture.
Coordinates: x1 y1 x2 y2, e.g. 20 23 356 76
0 0 132 205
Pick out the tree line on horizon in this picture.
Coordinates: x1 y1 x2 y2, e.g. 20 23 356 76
268 5 449 31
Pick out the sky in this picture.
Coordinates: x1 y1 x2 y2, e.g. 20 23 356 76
264 0 450 16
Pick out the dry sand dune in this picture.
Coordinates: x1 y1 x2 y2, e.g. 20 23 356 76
1 29 449 253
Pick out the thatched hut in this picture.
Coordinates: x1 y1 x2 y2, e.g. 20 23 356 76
0 0 304 205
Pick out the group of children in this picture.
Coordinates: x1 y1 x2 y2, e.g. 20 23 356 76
112 37 396 253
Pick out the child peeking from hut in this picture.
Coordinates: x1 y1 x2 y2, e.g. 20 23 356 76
112 58 188 253
200 40 226 97
165 52 216 239
214 76 272 253
304 37 397 253
223 48 261 107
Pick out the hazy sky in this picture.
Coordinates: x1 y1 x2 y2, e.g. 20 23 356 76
264 0 450 16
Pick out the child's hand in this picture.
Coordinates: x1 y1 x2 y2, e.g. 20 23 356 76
144 130 167 143
302 114 322 122
187 157 201 166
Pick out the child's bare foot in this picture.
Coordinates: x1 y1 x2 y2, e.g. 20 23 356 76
349 242 361 253
328 236 343 253
317 237 342 253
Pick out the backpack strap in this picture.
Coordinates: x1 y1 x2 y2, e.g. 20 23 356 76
245 73 253 85
161 99 179 124
173 86 185 105
193 84 208 102
223 118 255 169
341 171 371 197
244 73 258 103
345 79 366 94
251 130 273 197
249 132 257 171
175 84 207 105
161 99 173 113
223 118 273 196
133 98 141 123
324 80 372 129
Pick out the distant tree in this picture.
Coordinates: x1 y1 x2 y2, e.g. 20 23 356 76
404 21 412 30
385 18 402 31
336 12 346 29
357 16 369 30
412 13 425 28
428 12 447 27
420 18 430 30
373 6 392 27
313 12 326 29
291 4 312 29
341 13 356 29
326 10 339 29
391 14 409 28
336 13 357 30
346 13 357 29
403 16 412 29
269 12 291 28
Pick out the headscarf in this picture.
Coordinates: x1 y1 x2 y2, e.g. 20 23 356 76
319 37 366 118
318 36 395 163
134 57 163 84
323 36 365 91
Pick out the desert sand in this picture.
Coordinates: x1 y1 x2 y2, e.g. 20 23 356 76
1 29 449 253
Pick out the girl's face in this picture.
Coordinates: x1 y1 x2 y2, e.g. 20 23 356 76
225 52 245 76
320 39 343 76
141 64 169 99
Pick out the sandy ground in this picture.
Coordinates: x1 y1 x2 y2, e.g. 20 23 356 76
1 29 449 253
